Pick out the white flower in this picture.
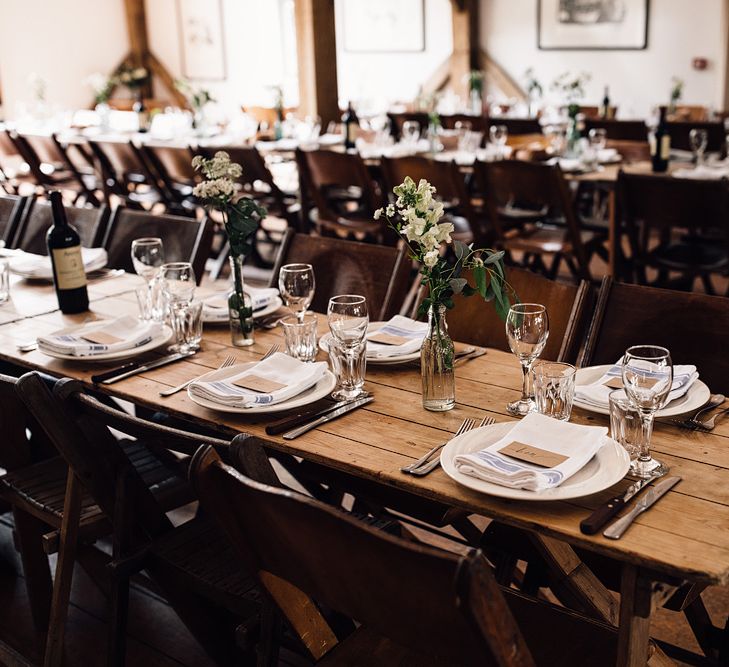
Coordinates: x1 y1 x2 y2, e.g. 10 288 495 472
386 204 395 217
423 249 439 268
436 222 454 244
373 208 383 220
420 226 441 251
193 177 235 200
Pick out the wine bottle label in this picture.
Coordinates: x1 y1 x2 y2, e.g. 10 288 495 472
649 134 656 155
52 246 87 290
347 123 356 143
660 135 671 159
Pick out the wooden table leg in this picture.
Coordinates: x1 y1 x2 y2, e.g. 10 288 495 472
618 564 654 667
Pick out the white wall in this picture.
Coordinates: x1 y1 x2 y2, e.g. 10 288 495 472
482 0 728 118
0 0 128 118
334 0 453 109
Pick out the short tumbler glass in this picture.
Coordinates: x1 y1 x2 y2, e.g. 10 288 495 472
608 390 642 462
169 300 203 353
532 361 576 421
328 337 366 400
282 314 318 362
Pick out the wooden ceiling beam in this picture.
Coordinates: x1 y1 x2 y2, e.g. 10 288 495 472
450 0 480 99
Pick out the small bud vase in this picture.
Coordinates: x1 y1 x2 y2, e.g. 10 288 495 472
228 255 254 347
421 304 455 411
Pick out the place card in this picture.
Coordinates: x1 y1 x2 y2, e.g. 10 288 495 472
603 377 624 389
81 331 123 345
499 441 569 469
367 331 412 346
232 375 287 394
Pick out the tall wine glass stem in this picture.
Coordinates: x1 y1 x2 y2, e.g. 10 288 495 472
638 410 655 463
520 360 533 402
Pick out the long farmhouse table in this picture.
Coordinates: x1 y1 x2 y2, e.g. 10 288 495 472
1 272 728 666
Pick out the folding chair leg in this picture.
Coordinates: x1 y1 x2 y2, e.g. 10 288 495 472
44 472 83 667
12 508 52 630
107 575 130 667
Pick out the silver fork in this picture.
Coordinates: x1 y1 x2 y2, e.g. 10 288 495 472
409 416 495 477
159 354 237 397
262 343 281 360
683 406 729 431
401 418 475 474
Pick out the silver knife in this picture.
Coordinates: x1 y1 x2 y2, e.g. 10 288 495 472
98 351 196 385
283 395 374 440
603 476 681 540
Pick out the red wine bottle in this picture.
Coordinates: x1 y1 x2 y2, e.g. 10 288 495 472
46 191 89 314
651 106 670 173
342 101 358 150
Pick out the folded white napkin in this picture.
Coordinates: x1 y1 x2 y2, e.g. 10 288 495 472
365 316 428 359
202 287 280 322
453 413 608 492
597 148 619 163
575 361 697 409
189 352 327 408
38 316 162 357
673 165 729 180
8 247 107 280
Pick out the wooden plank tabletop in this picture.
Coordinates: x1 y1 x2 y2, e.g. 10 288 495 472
2 276 729 587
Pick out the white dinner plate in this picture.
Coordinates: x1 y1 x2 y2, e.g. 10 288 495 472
202 297 284 324
187 361 337 414
573 365 710 418
318 322 421 365
440 421 630 501
38 325 174 362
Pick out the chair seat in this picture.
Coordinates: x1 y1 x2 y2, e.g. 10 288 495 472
502 225 600 255
648 242 729 272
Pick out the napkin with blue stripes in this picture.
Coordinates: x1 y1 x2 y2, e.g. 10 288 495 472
365 316 428 359
453 413 608 492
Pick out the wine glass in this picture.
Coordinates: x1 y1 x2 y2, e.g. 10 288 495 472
505 304 550 416
402 121 420 145
160 262 196 305
327 295 369 400
588 127 607 152
689 128 708 165
621 345 673 478
489 124 508 148
278 263 315 323
131 237 164 282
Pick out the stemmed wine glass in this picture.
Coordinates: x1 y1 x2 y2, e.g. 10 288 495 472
160 262 196 305
489 124 508 148
278 263 315 323
401 121 420 146
505 304 550 416
131 238 165 281
689 128 708 165
621 345 673 478
327 295 368 400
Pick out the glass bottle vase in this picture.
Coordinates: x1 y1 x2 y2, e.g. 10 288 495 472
228 254 255 347
421 304 455 411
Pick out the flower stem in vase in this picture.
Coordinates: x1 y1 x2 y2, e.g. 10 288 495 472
421 304 455 411
228 255 254 347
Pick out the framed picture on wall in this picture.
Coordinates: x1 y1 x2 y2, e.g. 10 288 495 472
176 0 227 80
538 0 649 50
342 0 425 53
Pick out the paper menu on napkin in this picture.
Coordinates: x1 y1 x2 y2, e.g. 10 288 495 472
202 287 280 321
7 247 107 279
189 352 327 408
453 413 607 492
37 316 162 357
575 360 697 409
365 316 428 359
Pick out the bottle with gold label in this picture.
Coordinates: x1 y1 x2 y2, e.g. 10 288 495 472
46 191 89 314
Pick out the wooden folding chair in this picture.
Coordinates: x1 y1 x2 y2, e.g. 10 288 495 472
191 440 619 666
0 193 28 244
140 144 198 215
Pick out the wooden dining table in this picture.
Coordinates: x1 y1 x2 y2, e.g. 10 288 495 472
1 272 728 666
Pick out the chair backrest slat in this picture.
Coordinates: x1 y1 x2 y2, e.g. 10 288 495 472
0 194 28 245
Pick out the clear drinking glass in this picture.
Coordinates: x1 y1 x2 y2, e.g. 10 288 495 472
327 295 368 400
689 128 709 164
588 127 608 151
621 345 673 477
169 300 203 353
402 121 420 145
608 390 642 462
489 124 508 148
131 237 165 281
282 314 318 362
279 263 315 323
160 262 196 305
532 361 576 421
0 258 9 303
506 303 550 416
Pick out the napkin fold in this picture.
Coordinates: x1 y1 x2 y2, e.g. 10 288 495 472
575 361 697 409
38 316 162 357
453 413 608 492
189 352 327 408
365 316 428 359
202 287 280 322
673 164 729 180
7 247 107 280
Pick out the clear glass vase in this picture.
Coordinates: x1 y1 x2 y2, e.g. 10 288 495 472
469 88 482 115
421 304 455 411
228 255 255 347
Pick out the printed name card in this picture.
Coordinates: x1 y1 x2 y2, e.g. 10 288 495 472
499 441 570 468
603 377 624 389
232 375 287 394
81 331 123 345
367 331 412 346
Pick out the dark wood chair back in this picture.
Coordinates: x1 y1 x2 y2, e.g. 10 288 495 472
0 194 28 244
577 106 618 120
269 229 411 320
198 145 282 196
142 145 197 185
486 117 542 136
102 207 213 282
584 119 648 142
582 278 729 392
666 121 724 152
444 267 590 363
87 140 162 205
191 442 536 666
12 200 109 253
606 140 650 164
386 112 430 141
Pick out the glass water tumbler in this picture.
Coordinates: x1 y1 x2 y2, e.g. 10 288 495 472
532 362 576 421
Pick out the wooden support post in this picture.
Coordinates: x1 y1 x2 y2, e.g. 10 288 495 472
295 0 340 128
122 0 152 98
450 0 480 100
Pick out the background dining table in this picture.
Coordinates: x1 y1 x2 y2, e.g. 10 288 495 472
1 272 728 666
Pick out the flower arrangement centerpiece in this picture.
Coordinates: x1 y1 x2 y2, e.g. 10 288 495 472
176 79 215 133
116 64 149 91
669 76 684 115
86 72 115 106
524 68 543 117
465 70 485 115
192 151 266 346
375 177 514 411
551 71 591 155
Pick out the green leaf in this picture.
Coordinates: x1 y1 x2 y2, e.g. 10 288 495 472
453 239 469 261
484 250 505 265
462 284 477 297
473 264 487 297
449 278 467 295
